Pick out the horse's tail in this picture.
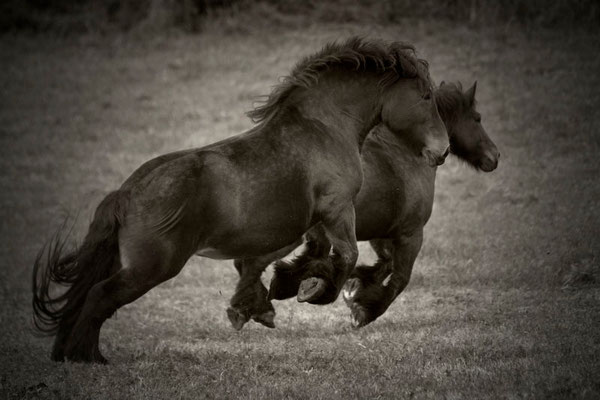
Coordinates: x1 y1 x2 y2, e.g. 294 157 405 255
32 190 129 336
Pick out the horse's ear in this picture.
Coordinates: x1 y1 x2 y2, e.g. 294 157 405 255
466 81 477 105
440 80 446 87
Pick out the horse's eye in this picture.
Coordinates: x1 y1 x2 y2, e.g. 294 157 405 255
475 115 482 123
423 92 431 100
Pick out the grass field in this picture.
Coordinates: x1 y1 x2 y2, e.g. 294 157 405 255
1 14 600 399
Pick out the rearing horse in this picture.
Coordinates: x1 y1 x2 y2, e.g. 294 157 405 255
268 81 500 327
228 81 499 330
32 37 448 363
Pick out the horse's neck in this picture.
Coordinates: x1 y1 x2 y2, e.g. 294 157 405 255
291 73 383 148
365 127 425 167
367 126 412 152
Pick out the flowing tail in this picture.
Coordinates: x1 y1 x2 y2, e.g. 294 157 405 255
32 190 128 359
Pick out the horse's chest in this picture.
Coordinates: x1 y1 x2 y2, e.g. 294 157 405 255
398 174 435 226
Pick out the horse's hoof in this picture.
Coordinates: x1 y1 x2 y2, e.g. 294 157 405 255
252 310 276 329
226 307 249 331
297 277 327 303
349 304 368 329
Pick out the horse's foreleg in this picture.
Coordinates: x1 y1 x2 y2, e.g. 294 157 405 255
228 241 301 330
341 238 394 302
344 230 423 328
297 204 358 305
370 239 394 263
268 226 330 301
227 259 266 331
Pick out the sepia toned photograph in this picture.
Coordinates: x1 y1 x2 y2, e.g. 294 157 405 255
1 0 599 398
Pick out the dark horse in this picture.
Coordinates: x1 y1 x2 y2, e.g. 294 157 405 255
32 37 448 363
228 81 499 330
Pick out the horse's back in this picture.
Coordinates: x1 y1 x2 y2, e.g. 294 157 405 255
119 139 314 261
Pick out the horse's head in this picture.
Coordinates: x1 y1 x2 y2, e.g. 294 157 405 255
438 81 500 172
381 77 449 167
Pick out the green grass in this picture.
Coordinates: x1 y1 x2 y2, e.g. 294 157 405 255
1 17 600 399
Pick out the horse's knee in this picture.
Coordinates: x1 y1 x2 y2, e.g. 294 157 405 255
341 247 359 267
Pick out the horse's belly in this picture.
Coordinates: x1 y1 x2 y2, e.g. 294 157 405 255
195 247 233 259
195 219 308 260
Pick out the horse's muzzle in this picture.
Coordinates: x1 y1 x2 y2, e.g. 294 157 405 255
479 149 500 172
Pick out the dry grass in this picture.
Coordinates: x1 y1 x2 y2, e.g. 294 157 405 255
1 16 600 399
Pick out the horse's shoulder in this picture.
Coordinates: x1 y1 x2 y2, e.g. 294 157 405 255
363 136 436 227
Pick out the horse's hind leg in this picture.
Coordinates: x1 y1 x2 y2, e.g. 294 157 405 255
64 241 190 363
228 258 271 331
297 203 358 305
228 241 300 331
51 318 76 361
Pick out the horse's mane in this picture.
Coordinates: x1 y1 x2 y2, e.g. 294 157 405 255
247 36 433 123
435 82 474 124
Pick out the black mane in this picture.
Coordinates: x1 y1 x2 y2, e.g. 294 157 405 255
247 36 432 123
435 82 474 125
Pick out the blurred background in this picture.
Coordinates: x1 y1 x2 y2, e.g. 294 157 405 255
2 0 600 34
1 1 599 399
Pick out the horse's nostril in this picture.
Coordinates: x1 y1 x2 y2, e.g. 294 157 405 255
443 147 450 159
480 155 498 172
